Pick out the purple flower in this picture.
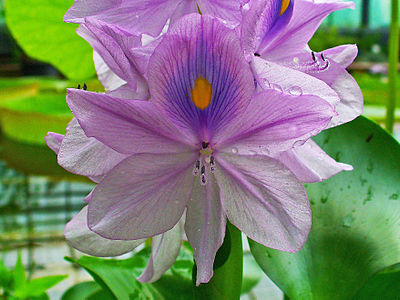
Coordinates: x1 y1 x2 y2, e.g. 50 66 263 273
240 0 363 182
64 0 245 37
47 14 336 284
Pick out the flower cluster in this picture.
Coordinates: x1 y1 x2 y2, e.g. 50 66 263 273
46 0 362 285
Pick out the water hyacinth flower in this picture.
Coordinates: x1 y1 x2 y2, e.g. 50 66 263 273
240 0 363 182
48 14 337 284
64 0 244 37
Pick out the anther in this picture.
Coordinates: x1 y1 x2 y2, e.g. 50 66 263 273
311 51 316 62
77 84 81 89
193 160 200 176
321 53 326 61
201 174 207 185
83 83 88 90
200 165 207 186
210 156 216 173
254 53 261 57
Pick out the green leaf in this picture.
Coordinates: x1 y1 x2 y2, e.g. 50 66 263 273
14 275 68 298
151 275 193 300
5 0 95 80
65 255 147 300
0 259 13 292
241 252 262 295
353 266 400 300
13 252 26 291
66 249 194 300
193 222 243 300
249 116 400 300
0 93 72 145
61 281 103 300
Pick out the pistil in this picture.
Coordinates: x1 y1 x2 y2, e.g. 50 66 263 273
192 142 217 185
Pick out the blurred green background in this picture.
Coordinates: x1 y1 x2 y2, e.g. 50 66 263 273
0 0 398 299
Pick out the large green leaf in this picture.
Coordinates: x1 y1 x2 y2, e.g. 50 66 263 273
61 281 104 300
5 0 95 80
66 248 194 300
249 116 400 299
353 265 400 299
193 222 243 300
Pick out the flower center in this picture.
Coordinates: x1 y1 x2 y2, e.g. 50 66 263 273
193 141 216 186
280 0 290 15
191 76 212 110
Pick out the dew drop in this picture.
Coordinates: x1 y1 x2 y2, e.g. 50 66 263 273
231 147 239 154
262 148 270 155
262 78 271 88
271 83 283 93
342 214 355 228
288 86 303 96
248 150 257 155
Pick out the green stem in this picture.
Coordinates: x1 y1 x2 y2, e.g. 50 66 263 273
193 222 243 300
386 0 399 133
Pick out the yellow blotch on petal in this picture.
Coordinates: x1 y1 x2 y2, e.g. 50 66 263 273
280 0 290 15
191 76 212 110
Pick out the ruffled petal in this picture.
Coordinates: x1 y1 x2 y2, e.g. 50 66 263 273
138 218 184 283
324 44 358 68
240 0 292 60
148 14 254 142
57 118 128 177
65 0 177 37
274 139 353 183
65 206 144 257
67 89 196 154
215 153 311 252
273 49 363 128
217 89 335 155
251 57 340 107
305 51 363 127
44 132 64 154
77 19 144 91
65 0 243 37
197 0 243 24
258 0 354 60
185 172 226 285
87 152 196 240
64 0 121 23
93 51 126 92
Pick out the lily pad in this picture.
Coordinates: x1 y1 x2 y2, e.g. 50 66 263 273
249 116 400 299
0 93 72 145
5 0 96 80
0 133 89 181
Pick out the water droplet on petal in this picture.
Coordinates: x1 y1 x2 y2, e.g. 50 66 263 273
288 86 303 96
271 83 283 93
249 150 257 155
262 148 270 155
231 147 239 154
262 78 270 88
